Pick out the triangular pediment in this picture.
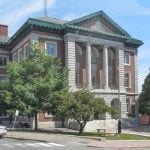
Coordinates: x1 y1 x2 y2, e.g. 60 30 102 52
67 11 131 37
79 18 116 34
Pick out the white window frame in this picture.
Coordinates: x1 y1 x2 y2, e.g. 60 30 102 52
124 52 130 65
31 36 39 49
0 55 9 68
12 52 18 62
18 48 23 61
45 41 57 57
124 72 131 88
24 43 30 58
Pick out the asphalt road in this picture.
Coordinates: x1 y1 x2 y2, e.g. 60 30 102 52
0 138 150 150
0 138 97 150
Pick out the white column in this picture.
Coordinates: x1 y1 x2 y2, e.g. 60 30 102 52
65 39 76 90
86 42 92 89
103 45 109 89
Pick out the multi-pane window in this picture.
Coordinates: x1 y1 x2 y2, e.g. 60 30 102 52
45 41 57 56
124 73 130 88
31 37 39 48
0 56 7 67
12 52 18 62
24 44 30 58
18 48 24 61
124 52 130 65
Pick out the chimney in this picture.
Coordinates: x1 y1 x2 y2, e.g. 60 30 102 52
0 24 8 37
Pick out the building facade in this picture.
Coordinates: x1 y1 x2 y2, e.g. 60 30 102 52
0 11 143 127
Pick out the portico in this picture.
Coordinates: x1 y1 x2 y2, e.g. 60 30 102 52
64 33 124 91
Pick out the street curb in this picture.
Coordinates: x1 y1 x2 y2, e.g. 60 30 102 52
87 145 150 148
6 131 104 141
6 136 48 142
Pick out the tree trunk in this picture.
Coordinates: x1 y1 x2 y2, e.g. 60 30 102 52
79 123 86 135
34 111 38 131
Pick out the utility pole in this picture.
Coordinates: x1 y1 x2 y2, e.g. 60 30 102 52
44 0 48 17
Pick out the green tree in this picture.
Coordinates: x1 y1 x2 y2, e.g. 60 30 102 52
58 90 113 134
138 72 150 124
0 48 68 130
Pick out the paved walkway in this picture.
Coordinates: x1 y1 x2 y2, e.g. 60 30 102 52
5 127 150 148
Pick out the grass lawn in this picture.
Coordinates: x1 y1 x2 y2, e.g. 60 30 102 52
106 133 150 140
14 129 150 140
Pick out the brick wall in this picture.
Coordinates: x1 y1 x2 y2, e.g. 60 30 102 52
139 115 150 125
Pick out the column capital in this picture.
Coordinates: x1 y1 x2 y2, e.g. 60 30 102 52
103 45 108 49
86 41 92 46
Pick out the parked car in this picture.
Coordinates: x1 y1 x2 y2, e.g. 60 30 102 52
0 125 7 138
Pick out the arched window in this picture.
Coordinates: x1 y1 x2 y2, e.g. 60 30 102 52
111 98 121 119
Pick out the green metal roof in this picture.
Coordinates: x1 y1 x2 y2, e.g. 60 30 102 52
5 11 143 48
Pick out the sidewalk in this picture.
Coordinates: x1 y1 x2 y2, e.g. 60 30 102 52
6 128 150 148
123 126 150 137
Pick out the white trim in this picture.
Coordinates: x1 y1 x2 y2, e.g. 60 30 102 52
0 55 9 68
45 41 57 56
23 43 30 59
12 51 18 62
32 32 62 41
18 48 22 61
11 33 33 53
64 33 124 49
0 50 10 54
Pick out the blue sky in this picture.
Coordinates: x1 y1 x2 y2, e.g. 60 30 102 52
0 0 150 92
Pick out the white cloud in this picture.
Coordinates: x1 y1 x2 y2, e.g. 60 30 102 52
96 0 150 16
1 0 55 24
0 0 56 35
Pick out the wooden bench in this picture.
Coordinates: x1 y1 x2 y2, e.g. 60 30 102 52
96 128 106 136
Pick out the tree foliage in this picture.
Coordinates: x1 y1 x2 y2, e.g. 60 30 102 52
58 89 113 134
0 48 68 130
138 72 150 116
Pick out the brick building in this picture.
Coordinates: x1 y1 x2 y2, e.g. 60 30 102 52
0 11 143 128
